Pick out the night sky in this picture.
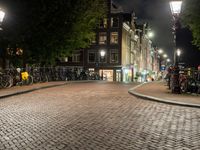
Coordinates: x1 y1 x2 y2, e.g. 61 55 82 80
116 0 200 68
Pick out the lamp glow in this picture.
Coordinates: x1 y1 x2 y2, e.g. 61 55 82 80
147 32 154 38
0 9 5 23
169 1 182 15
100 50 106 57
158 49 163 54
177 49 181 56
163 54 168 58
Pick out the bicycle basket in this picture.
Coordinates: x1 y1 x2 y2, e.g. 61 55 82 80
21 72 29 80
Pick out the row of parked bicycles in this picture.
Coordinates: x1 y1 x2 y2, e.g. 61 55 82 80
179 69 200 94
0 67 101 88
166 69 200 94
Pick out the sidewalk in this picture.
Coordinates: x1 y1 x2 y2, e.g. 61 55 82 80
0 81 68 99
129 81 200 108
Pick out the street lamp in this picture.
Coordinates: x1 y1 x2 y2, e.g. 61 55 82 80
158 49 163 54
147 31 154 38
99 49 106 80
176 49 181 63
100 50 106 58
0 9 5 23
169 0 182 93
169 0 182 65
169 1 182 15
163 54 168 58
0 9 5 30
176 49 181 56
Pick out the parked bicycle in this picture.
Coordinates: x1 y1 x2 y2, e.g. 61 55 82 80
0 71 13 88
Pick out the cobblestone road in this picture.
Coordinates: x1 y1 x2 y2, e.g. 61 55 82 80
0 82 200 150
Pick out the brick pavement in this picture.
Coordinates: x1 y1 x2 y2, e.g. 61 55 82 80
0 82 200 150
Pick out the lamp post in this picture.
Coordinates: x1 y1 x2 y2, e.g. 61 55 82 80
169 0 182 93
99 50 106 80
169 0 182 65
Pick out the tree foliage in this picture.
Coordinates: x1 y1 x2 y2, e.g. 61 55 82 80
1 0 107 66
182 0 200 50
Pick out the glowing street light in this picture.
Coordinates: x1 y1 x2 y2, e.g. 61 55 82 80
100 50 106 57
176 49 181 56
169 1 182 94
163 54 168 58
169 1 182 15
147 31 154 38
158 49 163 54
0 9 5 23
99 50 106 80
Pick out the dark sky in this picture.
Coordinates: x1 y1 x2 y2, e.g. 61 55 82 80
115 0 200 68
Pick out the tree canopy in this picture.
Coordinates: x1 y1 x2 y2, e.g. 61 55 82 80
1 0 107 66
182 0 200 50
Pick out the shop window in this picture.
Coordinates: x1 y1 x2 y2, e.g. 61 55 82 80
110 32 118 44
99 32 107 44
110 49 119 63
111 17 119 28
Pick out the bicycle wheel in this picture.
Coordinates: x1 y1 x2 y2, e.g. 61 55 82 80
1 75 13 88
41 74 48 82
180 81 187 93
23 75 33 85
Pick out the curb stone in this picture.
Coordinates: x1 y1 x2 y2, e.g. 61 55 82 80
128 82 200 108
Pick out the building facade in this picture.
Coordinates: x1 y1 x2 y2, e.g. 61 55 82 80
59 0 160 82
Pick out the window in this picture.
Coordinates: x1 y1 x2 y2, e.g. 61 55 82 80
99 32 107 44
88 51 96 63
99 18 107 28
111 17 119 28
110 49 119 63
110 32 118 44
91 34 96 44
72 54 80 62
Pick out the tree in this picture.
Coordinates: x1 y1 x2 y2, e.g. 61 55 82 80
2 0 107 66
182 0 200 50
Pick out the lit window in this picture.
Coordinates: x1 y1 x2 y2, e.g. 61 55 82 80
99 18 107 28
88 51 96 63
110 32 118 44
110 49 119 63
111 17 119 28
99 32 107 44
